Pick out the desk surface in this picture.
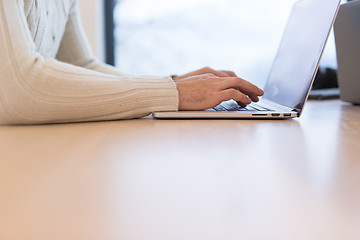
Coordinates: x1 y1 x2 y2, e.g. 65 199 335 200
1 100 360 240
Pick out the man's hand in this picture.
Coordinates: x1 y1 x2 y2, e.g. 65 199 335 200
175 73 264 111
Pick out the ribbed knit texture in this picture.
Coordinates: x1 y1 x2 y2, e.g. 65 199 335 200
0 0 179 125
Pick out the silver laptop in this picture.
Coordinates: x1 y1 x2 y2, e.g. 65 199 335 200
153 0 341 119
334 0 360 105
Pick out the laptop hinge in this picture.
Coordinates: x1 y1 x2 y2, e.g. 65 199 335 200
260 99 294 112
292 109 301 117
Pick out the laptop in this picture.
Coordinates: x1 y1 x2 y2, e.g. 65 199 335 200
153 0 342 119
334 0 360 105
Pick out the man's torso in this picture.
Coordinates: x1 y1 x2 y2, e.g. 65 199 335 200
23 0 74 58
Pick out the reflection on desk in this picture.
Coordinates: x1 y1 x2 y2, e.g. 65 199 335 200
0 100 359 240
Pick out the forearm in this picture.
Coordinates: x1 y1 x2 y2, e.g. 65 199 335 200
0 55 178 125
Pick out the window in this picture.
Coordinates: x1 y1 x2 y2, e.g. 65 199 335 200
106 0 348 87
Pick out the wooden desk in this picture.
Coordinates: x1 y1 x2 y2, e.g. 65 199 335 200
0 100 359 240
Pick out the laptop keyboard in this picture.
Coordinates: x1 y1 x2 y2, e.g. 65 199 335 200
212 102 274 112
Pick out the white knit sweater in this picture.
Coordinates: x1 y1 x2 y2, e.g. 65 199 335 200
0 0 179 125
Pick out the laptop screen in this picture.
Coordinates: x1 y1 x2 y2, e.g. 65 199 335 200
263 0 341 111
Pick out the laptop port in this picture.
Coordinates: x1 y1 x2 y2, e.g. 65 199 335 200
284 113 292 117
252 114 268 116
271 113 281 117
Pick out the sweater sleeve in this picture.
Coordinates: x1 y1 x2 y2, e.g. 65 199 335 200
55 1 133 77
0 0 179 125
